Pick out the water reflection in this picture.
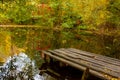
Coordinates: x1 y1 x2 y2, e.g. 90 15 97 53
0 27 120 80
0 53 44 80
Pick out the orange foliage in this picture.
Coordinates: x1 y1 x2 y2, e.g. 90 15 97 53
32 4 52 16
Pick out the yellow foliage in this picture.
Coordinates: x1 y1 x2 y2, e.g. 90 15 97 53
0 31 11 62
62 40 67 44
47 0 109 26
104 74 119 80
11 45 26 55
0 31 27 63
65 0 109 26
5 34 11 56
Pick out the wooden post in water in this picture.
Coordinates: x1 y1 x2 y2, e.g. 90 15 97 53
81 68 89 80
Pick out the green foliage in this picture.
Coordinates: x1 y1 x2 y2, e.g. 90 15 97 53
77 25 88 30
0 0 119 29
0 14 9 24
107 0 120 27
61 12 82 28
48 0 83 28
1 0 35 24
49 0 63 26
11 28 27 48
40 0 49 4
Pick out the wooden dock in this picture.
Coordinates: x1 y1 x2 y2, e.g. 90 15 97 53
41 48 120 80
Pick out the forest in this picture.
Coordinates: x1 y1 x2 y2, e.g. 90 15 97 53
0 0 120 60
0 0 120 61
0 0 120 79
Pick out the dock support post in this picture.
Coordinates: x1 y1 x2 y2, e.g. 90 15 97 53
81 67 89 80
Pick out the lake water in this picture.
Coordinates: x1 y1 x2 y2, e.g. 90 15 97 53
0 27 120 79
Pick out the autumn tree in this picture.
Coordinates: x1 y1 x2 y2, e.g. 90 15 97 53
107 0 120 28
0 0 35 24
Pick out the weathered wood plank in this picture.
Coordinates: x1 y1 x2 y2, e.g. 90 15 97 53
42 51 108 80
54 49 120 73
47 50 120 78
53 50 120 76
67 48 120 66
69 48 120 62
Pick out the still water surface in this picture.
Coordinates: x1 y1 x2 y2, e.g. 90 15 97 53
0 27 120 79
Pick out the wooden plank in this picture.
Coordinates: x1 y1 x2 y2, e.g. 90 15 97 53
53 49 120 76
42 51 108 80
60 49 120 72
47 50 120 78
69 48 120 62
55 49 120 73
67 48 120 66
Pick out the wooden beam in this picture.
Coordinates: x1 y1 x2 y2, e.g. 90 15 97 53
81 68 89 80
48 50 120 77
42 51 108 79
